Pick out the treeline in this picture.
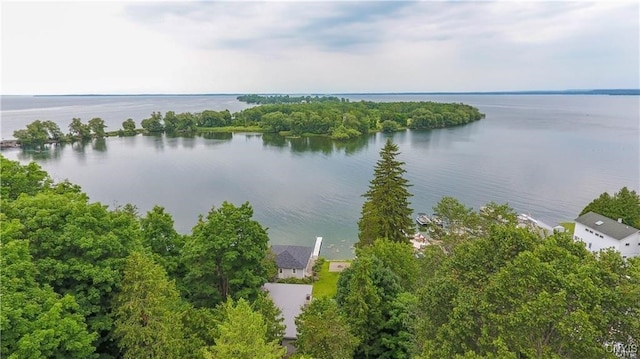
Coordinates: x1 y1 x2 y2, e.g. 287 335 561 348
237 94 343 104
12 118 107 150
12 99 485 148
234 100 485 139
580 186 640 228
1 155 286 358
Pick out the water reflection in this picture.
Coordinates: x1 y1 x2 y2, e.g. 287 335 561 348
261 133 370 155
14 144 63 162
200 132 232 141
92 138 107 152
262 133 286 148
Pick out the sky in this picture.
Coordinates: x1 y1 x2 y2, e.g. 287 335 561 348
1 0 639 95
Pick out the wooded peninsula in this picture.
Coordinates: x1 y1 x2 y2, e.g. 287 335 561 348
10 95 484 149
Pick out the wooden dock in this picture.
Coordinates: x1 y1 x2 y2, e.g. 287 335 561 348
312 236 323 259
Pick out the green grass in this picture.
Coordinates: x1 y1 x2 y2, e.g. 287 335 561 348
312 261 341 299
559 222 575 233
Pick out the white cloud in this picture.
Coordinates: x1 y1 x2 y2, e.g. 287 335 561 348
1 0 638 94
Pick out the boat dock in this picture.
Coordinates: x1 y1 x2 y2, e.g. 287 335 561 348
312 236 323 259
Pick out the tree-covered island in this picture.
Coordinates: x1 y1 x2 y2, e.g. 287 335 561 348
10 95 484 148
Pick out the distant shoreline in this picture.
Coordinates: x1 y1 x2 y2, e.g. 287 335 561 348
2 89 639 97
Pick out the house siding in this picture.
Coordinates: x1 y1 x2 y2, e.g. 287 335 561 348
277 268 307 279
574 222 640 258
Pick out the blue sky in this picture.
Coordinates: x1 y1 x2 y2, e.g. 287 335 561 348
2 1 638 94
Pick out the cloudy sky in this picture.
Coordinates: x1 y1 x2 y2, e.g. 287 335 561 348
2 1 638 94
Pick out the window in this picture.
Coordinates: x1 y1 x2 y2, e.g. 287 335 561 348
588 243 592 249
589 230 593 233
625 243 630 246
585 228 588 232
279 268 282 274
292 268 296 274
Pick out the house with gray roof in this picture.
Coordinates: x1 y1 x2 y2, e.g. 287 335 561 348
263 282 312 354
272 245 314 279
574 211 640 259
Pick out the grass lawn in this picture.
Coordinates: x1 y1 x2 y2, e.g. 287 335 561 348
559 222 575 233
312 260 341 299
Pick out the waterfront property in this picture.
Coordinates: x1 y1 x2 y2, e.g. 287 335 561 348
272 245 313 279
573 211 640 259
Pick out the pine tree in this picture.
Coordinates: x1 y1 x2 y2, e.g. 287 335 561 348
357 139 414 247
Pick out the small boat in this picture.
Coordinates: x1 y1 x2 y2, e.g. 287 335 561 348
416 213 432 226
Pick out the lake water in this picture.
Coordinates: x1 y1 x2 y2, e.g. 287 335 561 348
1 94 638 259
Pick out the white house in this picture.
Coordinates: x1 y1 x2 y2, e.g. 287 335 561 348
272 245 314 279
573 211 640 259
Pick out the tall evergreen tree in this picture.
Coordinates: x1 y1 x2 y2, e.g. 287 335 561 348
357 139 413 247
113 252 185 359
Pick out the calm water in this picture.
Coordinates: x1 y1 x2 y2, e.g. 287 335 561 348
1 94 638 259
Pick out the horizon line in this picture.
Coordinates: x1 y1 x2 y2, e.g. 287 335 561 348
2 88 639 97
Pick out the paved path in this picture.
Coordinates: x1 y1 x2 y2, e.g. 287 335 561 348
328 261 351 272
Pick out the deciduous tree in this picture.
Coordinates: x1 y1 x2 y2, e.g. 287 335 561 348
1 238 97 359
88 117 106 138
182 201 271 307
68 117 92 140
580 186 640 228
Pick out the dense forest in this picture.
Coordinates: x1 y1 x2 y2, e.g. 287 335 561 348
236 94 342 104
11 97 485 148
2 145 638 358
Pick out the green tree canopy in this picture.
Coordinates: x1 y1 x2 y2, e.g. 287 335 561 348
2 189 141 356
121 118 137 136
68 117 92 140
88 117 106 138
113 252 186 359
140 205 184 278
415 226 638 358
182 201 272 307
580 186 640 228
205 298 286 359
140 112 164 133
357 139 414 247
295 297 359 359
1 237 97 359
251 292 286 344
0 156 50 201
12 120 57 149
335 255 413 358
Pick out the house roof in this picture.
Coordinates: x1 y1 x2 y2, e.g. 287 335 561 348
272 245 313 269
575 211 639 240
263 283 313 339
